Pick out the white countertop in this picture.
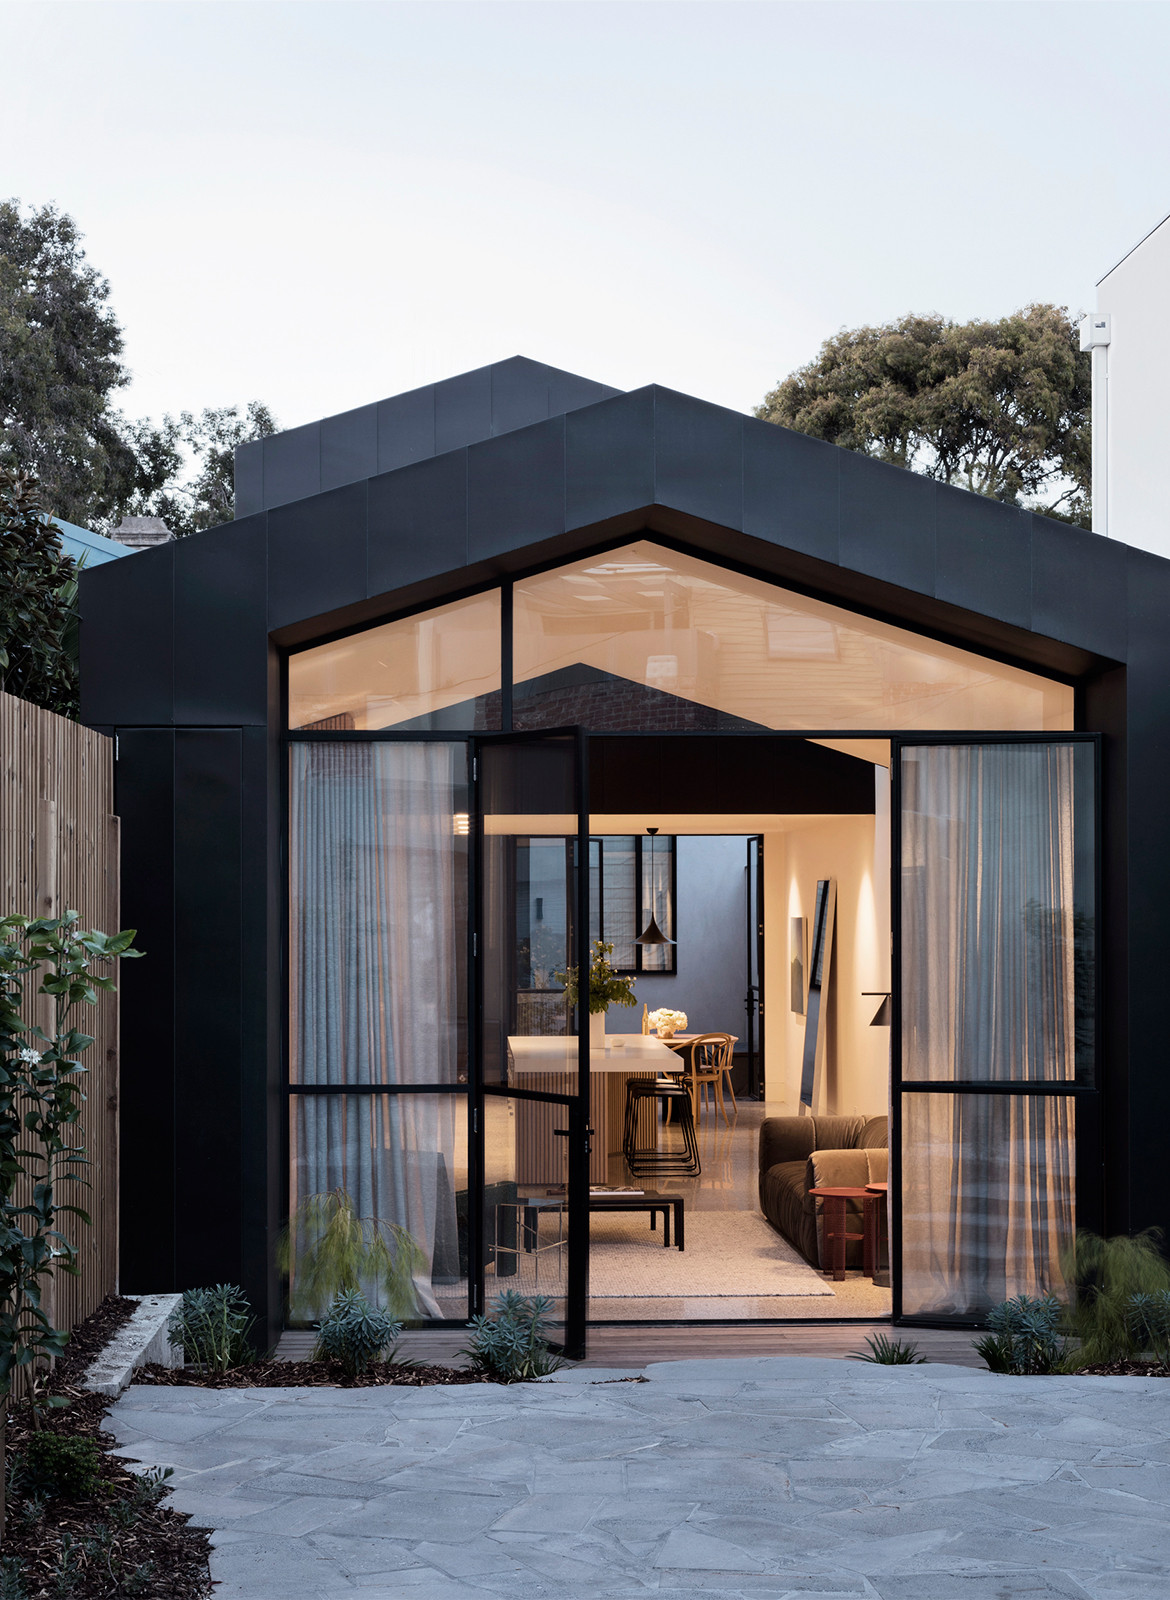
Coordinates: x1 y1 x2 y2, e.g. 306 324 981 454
507 1034 680 1074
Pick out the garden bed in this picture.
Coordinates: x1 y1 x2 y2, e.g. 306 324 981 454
1074 1359 1170 1376
4 1298 213 1600
132 1357 491 1388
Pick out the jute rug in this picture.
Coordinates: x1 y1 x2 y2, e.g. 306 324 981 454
585 1209 832 1298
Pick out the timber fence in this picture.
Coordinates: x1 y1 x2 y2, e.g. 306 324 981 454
1 689 120 1342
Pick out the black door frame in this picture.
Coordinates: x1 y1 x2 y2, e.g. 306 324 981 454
889 731 1103 1329
471 726 592 1359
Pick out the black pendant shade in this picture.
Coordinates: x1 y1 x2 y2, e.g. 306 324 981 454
635 913 676 947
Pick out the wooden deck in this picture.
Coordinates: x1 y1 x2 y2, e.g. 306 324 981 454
277 1321 984 1370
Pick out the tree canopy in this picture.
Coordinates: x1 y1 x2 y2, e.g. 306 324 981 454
1 199 275 534
755 305 1090 526
0 468 79 718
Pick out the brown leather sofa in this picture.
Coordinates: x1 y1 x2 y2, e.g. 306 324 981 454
758 1114 889 1269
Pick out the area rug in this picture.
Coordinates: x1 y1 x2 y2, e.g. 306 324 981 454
585 1209 832 1298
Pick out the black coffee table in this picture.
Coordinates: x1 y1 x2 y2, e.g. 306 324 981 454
588 1189 685 1250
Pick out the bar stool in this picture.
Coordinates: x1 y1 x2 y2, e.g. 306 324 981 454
623 1076 701 1177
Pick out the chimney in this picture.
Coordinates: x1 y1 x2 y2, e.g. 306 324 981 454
110 515 175 551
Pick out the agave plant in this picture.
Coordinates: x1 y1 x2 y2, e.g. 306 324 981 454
278 1188 424 1323
850 1333 925 1365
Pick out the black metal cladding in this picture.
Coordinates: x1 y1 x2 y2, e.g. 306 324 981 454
80 358 1164 1342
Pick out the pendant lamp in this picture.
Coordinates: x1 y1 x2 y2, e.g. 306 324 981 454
636 827 676 946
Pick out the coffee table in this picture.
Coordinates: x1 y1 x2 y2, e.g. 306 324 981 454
589 1189 685 1250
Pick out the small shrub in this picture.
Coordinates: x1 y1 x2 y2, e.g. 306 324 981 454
0 1555 27 1600
168 1283 256 1371
850 1333 925 1365
313 1289 402 1377
1125 1290 1170 1361
22 1434 101 1500
1061 1230 1170 1369
973 1293 1064 1374
279 1189 424 1323
461 1291 564 1382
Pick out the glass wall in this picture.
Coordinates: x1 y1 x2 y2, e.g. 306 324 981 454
513 542 1073 733
289 589 501 731
288 742 469 1321
899 741 1094 1318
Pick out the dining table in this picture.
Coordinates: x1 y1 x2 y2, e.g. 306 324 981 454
506 1033 682 1184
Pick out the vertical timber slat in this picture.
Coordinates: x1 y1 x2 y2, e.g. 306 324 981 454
0 690 120 1350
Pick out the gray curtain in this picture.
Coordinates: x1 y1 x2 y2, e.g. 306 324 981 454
901 743 1082 1315
290 742 463 1316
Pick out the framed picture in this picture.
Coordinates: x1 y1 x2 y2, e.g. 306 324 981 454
790 916 806 1015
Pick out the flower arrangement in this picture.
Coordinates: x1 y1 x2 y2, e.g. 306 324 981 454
648 1007 687 1037
559 939 638 1015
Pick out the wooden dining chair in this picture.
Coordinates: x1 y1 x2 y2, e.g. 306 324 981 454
683 1033 736 1127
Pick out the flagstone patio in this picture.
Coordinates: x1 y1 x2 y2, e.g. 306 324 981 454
109 1358 1170 1599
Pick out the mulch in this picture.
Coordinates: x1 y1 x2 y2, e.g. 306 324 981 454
134 1356 492 1388
1074 1360 1170 1376
5 1298 214 1600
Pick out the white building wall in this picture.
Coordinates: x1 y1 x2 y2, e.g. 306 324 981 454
1096 212 1170 557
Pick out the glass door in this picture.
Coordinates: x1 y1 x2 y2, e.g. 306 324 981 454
892 736 1100 1323
473 731 590 1357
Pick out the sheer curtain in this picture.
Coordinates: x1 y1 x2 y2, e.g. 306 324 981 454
901 743 1084 1315
290 742 464 1317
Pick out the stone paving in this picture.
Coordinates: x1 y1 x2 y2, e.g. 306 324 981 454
108 1357 1170 1599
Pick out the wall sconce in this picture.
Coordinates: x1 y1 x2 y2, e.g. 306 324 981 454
863 991 891 1026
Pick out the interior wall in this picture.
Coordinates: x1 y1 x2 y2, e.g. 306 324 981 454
763 801 889 1116
610 836 748 1039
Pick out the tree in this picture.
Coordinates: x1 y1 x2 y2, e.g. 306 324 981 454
0 201 174 528
1 199 276 534
128 401 278 536
756 305 1091 526
0 468 79 718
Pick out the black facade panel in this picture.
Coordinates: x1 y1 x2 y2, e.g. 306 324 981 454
80 544 174 727
321 405 379 492
547 368 622 418
173 515 268 725
489 357 552 436
467 416 565 563
239 726 279 1339
116 731 176 1291
565 388 655 531
262 421 322 510
1031 515 1128 661
377 387 437 473
172 731 244 1288
367 450 468 597
435 366 493 454
234 439 265 520
933 487 1032 631
268 481 368 630
742 420 841 566
1119 549 1170 1238
839 451 936 597
654 389 744 531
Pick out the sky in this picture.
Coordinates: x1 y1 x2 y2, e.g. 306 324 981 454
5 0 1170 434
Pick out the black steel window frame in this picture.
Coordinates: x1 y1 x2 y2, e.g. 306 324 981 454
590 833 677 976
889 731 1103 1330
280 536 1090 1342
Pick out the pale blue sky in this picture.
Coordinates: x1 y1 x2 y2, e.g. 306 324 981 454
6 1 1169 430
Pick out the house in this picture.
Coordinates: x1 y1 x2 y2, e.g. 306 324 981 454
79 355 1160 1355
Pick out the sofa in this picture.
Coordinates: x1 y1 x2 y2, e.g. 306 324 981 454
758 1114 888 1269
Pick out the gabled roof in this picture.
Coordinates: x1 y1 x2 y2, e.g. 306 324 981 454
235 356 620 515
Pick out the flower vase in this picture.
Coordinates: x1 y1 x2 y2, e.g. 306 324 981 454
656 1024 675 1040
589 1009 607 1050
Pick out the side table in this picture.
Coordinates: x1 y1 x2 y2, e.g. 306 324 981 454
808 1185 880 1281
